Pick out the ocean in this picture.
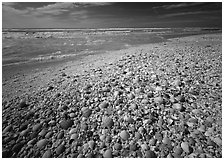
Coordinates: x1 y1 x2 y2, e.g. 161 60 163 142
2 27 220 67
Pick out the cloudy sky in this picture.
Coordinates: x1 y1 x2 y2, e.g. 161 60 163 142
2 2 222 28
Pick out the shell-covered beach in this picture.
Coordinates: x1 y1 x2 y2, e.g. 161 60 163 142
2 32 222 158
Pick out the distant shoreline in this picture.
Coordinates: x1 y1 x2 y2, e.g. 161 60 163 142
2 27 221 32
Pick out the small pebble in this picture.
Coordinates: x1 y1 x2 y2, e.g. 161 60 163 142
56 144 66 155
130 103 138 110
120 130 130 140
57 131 64 139
39 129 47 137
32 123 42 132
81 107 92 118
18 99 27 108
99 101 109 109
162 136 171 145
213 137 222 146
3 125 12 133
69 113 75 118
70 133 78 140
42 150 51 158
145 150 157 158
174 147 183 155
45 131 53 139
181 142 189 153
103 149 112 158
37 139 48 149
173 103 184 111
154 96 164 104
88 140 95 150
114 143 122 150
60 119 73 130
102 116 114 128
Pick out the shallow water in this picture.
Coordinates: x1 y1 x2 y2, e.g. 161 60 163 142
2 28 221 81
2 28 221 66
2 31 165 66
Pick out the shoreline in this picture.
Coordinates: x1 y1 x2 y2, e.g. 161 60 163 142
2 33 221 101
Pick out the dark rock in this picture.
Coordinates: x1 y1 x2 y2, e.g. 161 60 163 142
103 149 112 158
60 119 73 130
37 139 48 149
56 144 66 155
145 150 157 158
81 107 92 118
99 101 109 109
102 116 114 128
18 99 28 108
3 125 12 133
57 131 64 139
12 142 25 153
42 150 52 158
39 129 47 137
2 150 12 158
32 123 42 132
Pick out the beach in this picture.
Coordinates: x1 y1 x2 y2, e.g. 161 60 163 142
2 33 222 158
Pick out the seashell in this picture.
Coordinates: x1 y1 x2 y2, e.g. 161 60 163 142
42 150 51 158
213 137 222 146
124 115 134 123
70 133 78 140
88 140 95 150
55 144 65 155
102 116 114 128
130 103 138 110
39 129 47 137
173 103 184 111
162 136 171 145
138 127 146 134
81 107 92 118
103 149 112 158
120 130 130 140
192 109 200 115
155 86 163 92
99 101 109 109
181 142 189 153
114 143 122 150
145 150 157 158
32 123 42 132
135 132 141 140
127 93 135 99
3 125 12 134
154 96 164 104
18 99 27 108
173 79 181 87
175 95 185 102
174 147 183 155
37 139 48 149
141 99 148 104
141 143 148 150
114 91 120 97
133 77 140 83
149 138 157 146
60 119 73 130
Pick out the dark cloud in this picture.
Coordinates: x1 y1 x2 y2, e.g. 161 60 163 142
160 10 220 18
2 2 222 28
153 2 206 10
73 2 114 7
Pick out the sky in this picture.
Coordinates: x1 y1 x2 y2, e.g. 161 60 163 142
2 2 222 28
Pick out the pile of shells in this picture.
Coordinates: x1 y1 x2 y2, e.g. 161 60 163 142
2 35 222 158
